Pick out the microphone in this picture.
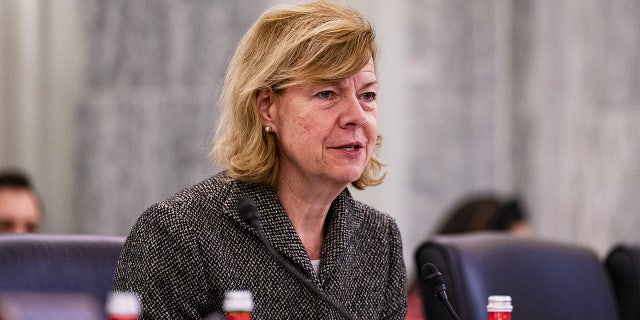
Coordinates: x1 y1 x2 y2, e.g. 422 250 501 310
236 197 356 320
420 263 462 320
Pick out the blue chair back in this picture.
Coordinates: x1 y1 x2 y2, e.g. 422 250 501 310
606 243 640 320
0 234 125 308
415 232 620 320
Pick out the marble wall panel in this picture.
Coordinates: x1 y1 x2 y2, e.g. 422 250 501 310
77 0 269 234
75 0 640 264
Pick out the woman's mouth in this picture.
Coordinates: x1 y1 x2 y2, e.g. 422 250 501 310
341 146 360 151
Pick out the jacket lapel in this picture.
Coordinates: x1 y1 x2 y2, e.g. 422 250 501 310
318 189 361 287
226 181 319 282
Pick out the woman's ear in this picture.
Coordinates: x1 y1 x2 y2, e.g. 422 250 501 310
256 88 275 123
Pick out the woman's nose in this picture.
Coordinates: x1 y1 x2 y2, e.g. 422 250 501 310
339 95 367 128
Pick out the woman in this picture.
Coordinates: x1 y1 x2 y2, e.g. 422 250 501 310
113 1 407 319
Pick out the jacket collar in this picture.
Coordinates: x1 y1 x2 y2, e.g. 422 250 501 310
223 177 359 283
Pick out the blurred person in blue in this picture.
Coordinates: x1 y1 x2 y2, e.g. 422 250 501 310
113 1 407 319
0 169 42 234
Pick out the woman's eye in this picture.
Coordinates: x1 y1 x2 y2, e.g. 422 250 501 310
316 91 333 99
362 92 376 101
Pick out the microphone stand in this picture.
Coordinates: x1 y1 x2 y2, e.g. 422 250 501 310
237 197 357 320
421 263 462 320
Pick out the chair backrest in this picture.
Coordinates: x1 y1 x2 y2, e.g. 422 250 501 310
0 234 125 309
415 232 620 320
606 243 640 320
0 292 103 320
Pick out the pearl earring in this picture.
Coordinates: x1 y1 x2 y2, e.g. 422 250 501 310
265 125 272 133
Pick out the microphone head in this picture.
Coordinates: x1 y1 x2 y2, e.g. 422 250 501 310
237 196 260 227
420 263 447 297
420 263 440 280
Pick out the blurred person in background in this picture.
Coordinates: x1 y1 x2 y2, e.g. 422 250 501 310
435 195 531 237
0 169 42 233
405 194 531 320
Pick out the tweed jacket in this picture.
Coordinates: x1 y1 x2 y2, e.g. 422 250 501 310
113 171 407 319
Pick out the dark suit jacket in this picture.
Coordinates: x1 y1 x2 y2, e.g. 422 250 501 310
114 171 407 319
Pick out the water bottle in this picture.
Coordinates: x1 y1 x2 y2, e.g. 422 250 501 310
487 295 513 320
106 291 141 320
223 290 253 320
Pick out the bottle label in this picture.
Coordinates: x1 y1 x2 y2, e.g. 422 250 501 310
226 311 252 320
488 311 511 320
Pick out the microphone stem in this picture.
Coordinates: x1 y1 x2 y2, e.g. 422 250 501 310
256 229 357 320
237 197 356 320
443 299 462 320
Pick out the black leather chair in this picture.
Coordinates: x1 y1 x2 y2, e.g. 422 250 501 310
0 234 125 309
606 243 640 320
415 232 619 320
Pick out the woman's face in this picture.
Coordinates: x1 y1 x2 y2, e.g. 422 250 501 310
260 59 378 190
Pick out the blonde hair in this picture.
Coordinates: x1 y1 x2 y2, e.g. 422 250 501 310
212 0 385 189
